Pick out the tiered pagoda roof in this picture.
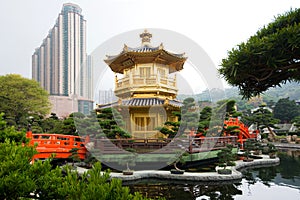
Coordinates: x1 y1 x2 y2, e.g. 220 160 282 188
98 97 182 109
104 30 187 74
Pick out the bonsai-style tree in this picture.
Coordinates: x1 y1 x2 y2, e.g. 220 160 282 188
170 150 188 174
267 143 278 158
219 8 300 99
217 144 236 174
244 104 279 141
83 152 97 168
225 100 242 119
243 139 257 162
68 148 81 166
253 140 263 155
157 98 198 138
97 108 131 139
292 116 300 132
197 106 212 136
156 120 180 138
180 98 199 132
119 148 137 175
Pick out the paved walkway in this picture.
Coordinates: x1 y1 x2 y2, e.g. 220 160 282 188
272 142 300 149
76 155 279 182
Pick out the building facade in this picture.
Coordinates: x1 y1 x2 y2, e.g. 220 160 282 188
32 3 93 117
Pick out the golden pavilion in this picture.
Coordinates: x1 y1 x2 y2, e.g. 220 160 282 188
97 30 187 138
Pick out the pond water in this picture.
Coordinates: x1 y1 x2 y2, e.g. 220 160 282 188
125 149 300 199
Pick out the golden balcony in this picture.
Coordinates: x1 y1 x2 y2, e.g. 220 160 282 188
115 74 178 97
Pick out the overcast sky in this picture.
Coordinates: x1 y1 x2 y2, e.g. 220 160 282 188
1 0 299 87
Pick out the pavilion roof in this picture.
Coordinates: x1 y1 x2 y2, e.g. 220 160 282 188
97 98 182 109
104 30 187 74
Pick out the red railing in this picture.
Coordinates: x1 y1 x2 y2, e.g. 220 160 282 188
26 131 89 160
224 118 258 147
87 136 238 154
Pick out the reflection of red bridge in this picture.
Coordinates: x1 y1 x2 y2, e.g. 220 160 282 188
26 131 88 160
25 118 257 160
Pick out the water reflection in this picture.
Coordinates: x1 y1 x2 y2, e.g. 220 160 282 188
125 180 243 199
125 150 300 200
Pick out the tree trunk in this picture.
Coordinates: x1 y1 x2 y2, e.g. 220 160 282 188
267 126 277 142
174 162 181 171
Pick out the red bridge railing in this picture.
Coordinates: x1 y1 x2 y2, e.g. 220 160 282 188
26 131 89 160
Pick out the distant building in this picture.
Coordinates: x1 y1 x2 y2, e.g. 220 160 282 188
32 3 93 117
98 89 117 104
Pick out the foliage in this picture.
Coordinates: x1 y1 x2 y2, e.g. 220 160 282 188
225 100 242 119
273 98 300 123
75 114 102 138
156 125 178 138
266 143 278 154
219 8 300 99
180 98 199 130
243 139 256 159
0 74 51 128
40 117 64 134
0 140 36 199
60 162 150 199
0 142 152 199
203 100 227 136
83 152 98 168
0 113 27 143
242 104 279 138
68 148 81 165
97 108 131 139
217 144 236 169
157 98 199 138
292 116 300 131
197 106 212 135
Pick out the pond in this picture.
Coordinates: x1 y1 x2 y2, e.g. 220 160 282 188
125 149 300 199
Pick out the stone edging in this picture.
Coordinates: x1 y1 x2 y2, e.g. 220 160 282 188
76 155 279 182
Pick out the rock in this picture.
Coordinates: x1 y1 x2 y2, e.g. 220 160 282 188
286 135 292 143
291 135 298 142
268 133 275 142
261 139 268 143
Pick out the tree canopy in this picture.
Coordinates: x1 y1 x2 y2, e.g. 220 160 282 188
273 98 300 123
243 104 279 141
219 8 300 99
0 74 51 127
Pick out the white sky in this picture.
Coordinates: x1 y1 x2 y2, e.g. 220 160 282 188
1 0 299 92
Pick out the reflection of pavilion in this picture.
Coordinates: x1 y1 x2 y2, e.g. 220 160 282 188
96 30 187 138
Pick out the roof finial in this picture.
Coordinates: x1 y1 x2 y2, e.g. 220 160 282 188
140 29 152 46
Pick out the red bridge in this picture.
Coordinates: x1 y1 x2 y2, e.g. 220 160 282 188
26 131 88 160
224 118 258 147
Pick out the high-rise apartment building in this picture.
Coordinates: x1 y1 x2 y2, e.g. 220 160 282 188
32 3 93 117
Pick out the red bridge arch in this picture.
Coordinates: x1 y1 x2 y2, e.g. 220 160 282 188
26 131 89 160
224 118 258 146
